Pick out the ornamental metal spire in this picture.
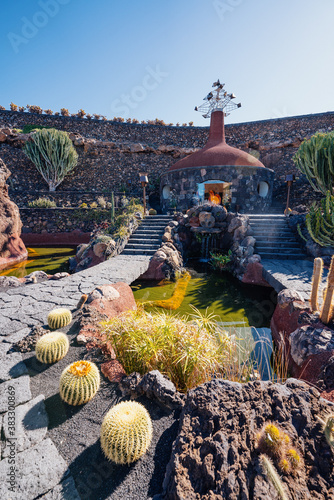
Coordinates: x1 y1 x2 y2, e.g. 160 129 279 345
194 79 241 118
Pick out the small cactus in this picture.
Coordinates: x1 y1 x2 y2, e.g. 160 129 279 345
286 448 301 470
59 360 100 405
318 414 334 449
310 258 323 312
258 423 284 458
35 331 69 364
100 401 153 464
259 454 288 500
76 294 88 310
48 308 72 330
320 255 334 324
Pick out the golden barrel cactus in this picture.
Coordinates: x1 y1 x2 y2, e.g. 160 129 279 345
35 331 69 364
59 360 100 405
47 308 72 330
100 401 153 464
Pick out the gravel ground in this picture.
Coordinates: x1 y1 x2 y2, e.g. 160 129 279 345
21 323 179 500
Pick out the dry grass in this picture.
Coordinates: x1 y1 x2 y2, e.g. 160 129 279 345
101 306 234 392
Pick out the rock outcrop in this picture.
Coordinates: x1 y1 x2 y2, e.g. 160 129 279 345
0 158 27 270
162 378 334 499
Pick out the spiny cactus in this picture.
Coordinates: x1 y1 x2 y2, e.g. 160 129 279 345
100 401 153 464
59 360 100 405
320 255 334 324
258 423 285 458
259 454 288 500
35 331 69 364
293 131 334 195
317 414 334 449
76 294 88 310
286 448 301 470
301 192 334 247
48 308 72 330
310 258 323 312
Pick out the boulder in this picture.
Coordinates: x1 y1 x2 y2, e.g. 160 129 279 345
0 159 27 270
85 282 136 318
162 378 334 499
198 212 215 228
289 325 334 366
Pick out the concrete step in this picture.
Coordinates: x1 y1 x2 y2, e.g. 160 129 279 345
122 248 157 256
128 237 161 243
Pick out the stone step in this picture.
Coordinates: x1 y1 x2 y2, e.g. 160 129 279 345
128 237 162 243
122 248 157 256
251 231 294 237
255 236 299 242
260 252 306 260
138 224 167 229
125 243 160 250
255 241 301 248
249 222 288 227
256 246 305 254
134 230 164 236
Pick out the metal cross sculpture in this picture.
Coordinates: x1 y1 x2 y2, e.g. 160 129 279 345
194 80 242 118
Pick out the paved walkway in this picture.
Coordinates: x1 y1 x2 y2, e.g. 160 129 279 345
261 258 329 302
0 255 150 500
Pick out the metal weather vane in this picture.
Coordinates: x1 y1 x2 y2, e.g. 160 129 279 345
194 79 242 118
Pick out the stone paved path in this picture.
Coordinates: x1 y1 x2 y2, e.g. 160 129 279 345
261 258 329 302
0 255 150 500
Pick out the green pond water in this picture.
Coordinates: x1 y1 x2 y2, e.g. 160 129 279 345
132 263 277 329
0 247 76 278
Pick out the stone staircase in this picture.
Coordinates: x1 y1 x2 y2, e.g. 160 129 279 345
248 214 306 260
122 215 171 256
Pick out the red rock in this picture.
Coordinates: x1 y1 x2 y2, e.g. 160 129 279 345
86 282 137 319
101 359 126 382
140 258 165 280
242 262 271 286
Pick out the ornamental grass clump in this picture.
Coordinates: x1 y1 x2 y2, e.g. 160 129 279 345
101 307 233 392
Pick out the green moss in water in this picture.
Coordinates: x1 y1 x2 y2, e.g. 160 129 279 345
132 267 276 328
0 247 75 278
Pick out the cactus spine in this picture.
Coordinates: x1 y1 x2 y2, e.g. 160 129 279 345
59 360 100 405
310 258 323 312
320 255 334 324
35 332 69 364
100 401 153 464
259 455 288 500
48 308 72 330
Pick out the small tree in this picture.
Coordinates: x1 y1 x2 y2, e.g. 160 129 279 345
23 128 78 191
293 132 334 195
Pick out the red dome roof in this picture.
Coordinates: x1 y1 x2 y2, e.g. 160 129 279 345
169 110 265 171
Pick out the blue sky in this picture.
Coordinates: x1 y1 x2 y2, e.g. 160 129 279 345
1 0 334 126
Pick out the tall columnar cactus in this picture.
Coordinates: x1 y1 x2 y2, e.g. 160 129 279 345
23 128 78 191
59 360 100 405
35 332 69 364
259 455 288 500
111 191 115 222
100 401 153 464
317 414 334 449
310 258 324 312
47 308 72 330
300 191 334 247
293 131 334 195
320 255 334 324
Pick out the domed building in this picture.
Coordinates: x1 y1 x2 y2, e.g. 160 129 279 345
160 106 274 213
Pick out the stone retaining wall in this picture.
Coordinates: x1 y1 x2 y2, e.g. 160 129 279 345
1 109 334 209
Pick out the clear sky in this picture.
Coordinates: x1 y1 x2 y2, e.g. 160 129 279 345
1 0 334 126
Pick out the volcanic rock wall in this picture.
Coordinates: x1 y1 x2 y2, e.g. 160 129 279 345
0 109 334 210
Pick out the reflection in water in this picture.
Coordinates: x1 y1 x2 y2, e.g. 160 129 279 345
132 264 277 328
0 247 76 278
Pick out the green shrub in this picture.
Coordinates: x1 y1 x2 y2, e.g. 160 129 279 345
101 307 233 392
23 128 78 191
293 131 334 195
22 124 51 134
28 197 56 208
209 251 232 271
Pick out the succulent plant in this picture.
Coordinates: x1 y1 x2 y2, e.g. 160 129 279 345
259 454 288 500
318 414 334 449
286 449 301 470
59 360 100 405
47 308 73 330
320 255 334 324
310 258 323 312
100 401 153 464
35 331 69 364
